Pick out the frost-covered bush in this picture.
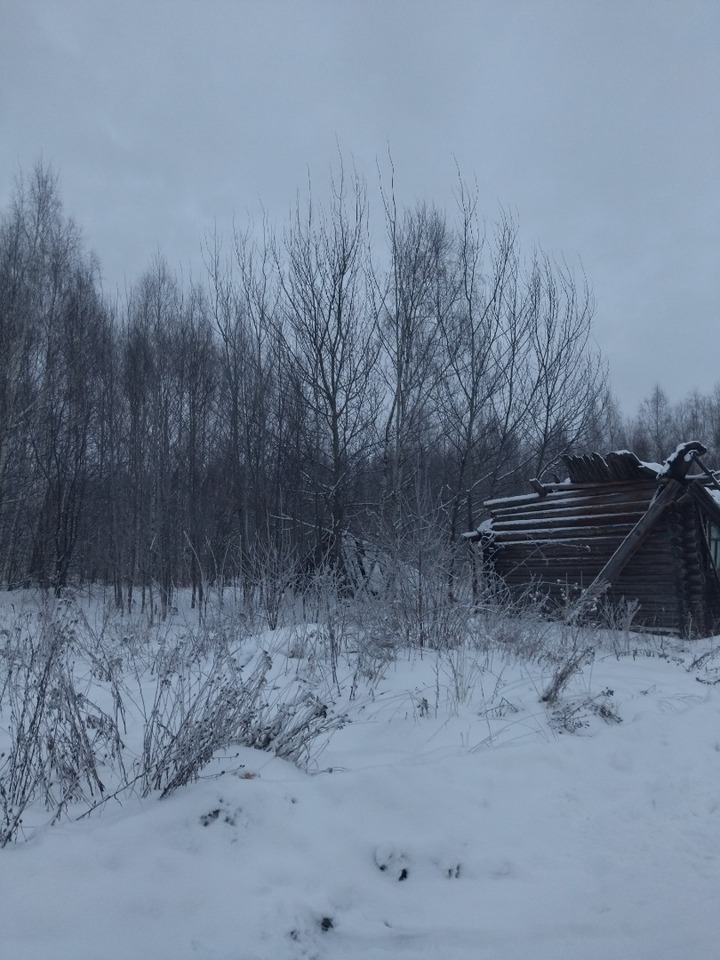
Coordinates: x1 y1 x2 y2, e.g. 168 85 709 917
0 596 346 843
0 603 121 845
139 647 343 798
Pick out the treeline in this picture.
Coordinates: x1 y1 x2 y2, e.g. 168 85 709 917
1 163 615 610
611 385 720 467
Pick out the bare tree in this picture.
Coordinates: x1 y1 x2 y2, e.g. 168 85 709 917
173 282 218 612
122 257 185 617
519 254 608 477
0 164 107 591
628 385 675 463
0 167 46 583
277 168 380 582
207 223 292 595
28 262 107 591
373 185 455 542
437 191 523 542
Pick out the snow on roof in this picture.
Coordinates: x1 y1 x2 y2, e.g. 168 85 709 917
656 440 707 477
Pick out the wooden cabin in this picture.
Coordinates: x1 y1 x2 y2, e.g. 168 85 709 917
467 441 720 637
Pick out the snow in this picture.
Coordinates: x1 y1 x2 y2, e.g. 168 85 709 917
655 440 707 478
463 518 493 539
2 597 720 960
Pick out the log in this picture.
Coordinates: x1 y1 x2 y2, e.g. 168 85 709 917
491 511 648 532
488 486 657 515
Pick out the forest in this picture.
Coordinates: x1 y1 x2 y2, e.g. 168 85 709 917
1 162 716 613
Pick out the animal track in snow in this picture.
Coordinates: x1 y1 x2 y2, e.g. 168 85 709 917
373 843 463 881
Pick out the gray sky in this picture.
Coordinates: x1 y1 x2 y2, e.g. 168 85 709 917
1 0 718 413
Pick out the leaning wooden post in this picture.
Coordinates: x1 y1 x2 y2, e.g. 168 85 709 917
566 479 683 623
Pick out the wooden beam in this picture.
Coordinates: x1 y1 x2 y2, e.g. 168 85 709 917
567 479 682 620
689 451 720 491
663 441 708 479
589 480 682 584
688 481 720 527
529 478 549 497
488 485 657 516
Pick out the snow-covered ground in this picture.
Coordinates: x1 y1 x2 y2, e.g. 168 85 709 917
2 593 720 960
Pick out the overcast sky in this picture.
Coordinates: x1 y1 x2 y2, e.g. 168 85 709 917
1 0 718 413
